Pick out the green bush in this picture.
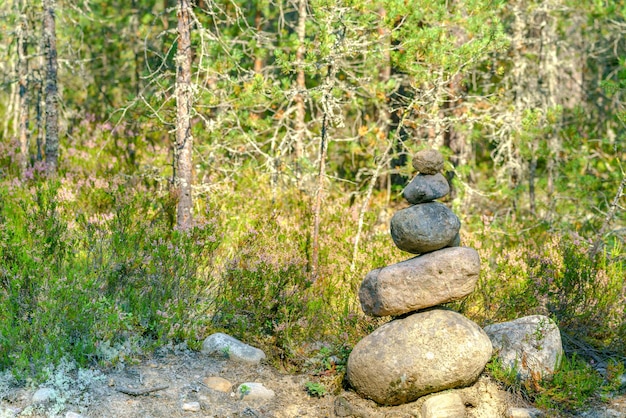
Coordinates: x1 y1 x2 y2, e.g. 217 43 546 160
0 179 220 377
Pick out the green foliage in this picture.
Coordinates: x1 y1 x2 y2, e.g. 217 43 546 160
462 226 625 356
534 355 605 413
0 179 220 377
488 353 610 414
304 381 327 397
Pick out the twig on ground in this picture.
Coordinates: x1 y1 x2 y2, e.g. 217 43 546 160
115 385 169 396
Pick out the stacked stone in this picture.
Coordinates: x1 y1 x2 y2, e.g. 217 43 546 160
347 149 493 406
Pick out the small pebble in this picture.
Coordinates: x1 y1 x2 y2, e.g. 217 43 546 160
204 376 232 393
182 401 201 412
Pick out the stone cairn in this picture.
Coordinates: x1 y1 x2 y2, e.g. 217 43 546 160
347 149 493 406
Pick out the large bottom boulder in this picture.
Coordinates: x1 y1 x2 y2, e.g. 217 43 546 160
347 309 492 405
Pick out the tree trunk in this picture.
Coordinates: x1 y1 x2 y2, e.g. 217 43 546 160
293 0 307 178
175 0 194 230
17 0 30 175
42 0 59 174
310 57 337 281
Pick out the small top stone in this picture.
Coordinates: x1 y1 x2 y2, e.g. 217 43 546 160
412 149 444 174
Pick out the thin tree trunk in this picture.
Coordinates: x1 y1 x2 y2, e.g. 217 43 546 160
376 6 391 193
310 61 337 281
529 155 537 216
175 0 194 230
17 0 30 175
293 0 307 179
42 0 59 174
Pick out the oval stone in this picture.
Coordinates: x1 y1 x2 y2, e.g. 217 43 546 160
347 309 492 406
359 247 480 317
390 202 460 254
412 149 444 174
402 173 450 204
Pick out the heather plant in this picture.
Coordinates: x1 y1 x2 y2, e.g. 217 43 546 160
462 223 625 355
212 180 397 368
0 178 220 377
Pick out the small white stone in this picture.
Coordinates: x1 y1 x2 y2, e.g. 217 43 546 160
237 382 275 402
182 401 201 412
66 412 86 418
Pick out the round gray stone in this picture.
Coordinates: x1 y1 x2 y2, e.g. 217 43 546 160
412 149 444 174
359 247 480 317
484 315 563 381
32 387 56 404
347 309 492 405
390 202 461 254
201 333 266 364
402 173 450 204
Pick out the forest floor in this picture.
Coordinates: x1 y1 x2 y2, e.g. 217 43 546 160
1 345 626 418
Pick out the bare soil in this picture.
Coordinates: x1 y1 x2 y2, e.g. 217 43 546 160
1 346 625 418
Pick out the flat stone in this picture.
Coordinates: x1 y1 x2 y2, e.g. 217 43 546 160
203 376 232 393
390 202 461 254
484 315 563 381
347 309 492 405
402 173 450 204
237 382 275 402
201 333 266 364
421 392 466 417
412 149 444 174
359 247 480 316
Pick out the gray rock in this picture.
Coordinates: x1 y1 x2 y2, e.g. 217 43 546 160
334 396 371 418
237 382 275 402
32 387 56 403
201 333 266 364
359 247 480 317
390 202 461 254
421 392 466 418
412 149 444 174
402 173 450 204
484 315 563 381
447 232 461 247
347 309 492 405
